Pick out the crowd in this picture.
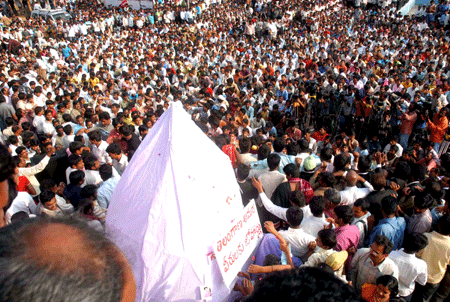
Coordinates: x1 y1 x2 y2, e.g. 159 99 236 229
0 0 450 300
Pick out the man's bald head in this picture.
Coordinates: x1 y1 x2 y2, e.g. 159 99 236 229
0 218 136 302
346 170 358 187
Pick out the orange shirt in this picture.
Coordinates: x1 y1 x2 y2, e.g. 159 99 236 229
428 114 449 143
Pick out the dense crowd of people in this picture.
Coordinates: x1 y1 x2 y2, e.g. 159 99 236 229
0 0 450 300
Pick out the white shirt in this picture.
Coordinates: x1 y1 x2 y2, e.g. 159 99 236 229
92 141 112 165
301 214 328 238
84 170 103 186
18 155 50 196
112 154 128 176
388 249 427 297
279 227 316 259
339 181 374 206
5 192 37 224
259 192 312 222
383 143 403 157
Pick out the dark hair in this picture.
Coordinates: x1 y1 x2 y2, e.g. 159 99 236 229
283 163 300 178
263 254 281 266
414 192 434 210
10 211 29 223
39 190 55 204
98 112 110 121
286 206 303 227
88 130 102 142
267 153 281 171
68 154 82 168
316 263 335 275
318 229 337 249
81 185 97 199
373 235 394 254
239 137 251 153
376 275 399 298
402 233 428 254
106 143 122 156
63 125 73 135
273 138 286 153
257 144 271 161
288 191 306 207
358 156 371 173
354 198 370 212
381 196 398 216
0 218 125 302
318 172 336 187
69 170 85 185
40 179 56 191
438 214 450 235
244 267 361 302
320 148 333 161
334 205 354 225
99 164 113 181
236 164 250 181
309 196 326 217
69 141 84 154
83 155 98 170
334 153 351 171
324 188 341 206
372 173 387 191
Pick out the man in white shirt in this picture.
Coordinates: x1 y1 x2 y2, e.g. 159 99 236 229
18 146 55 196
383 137 403 158
301 196 329 238
106 143 129 176
83 155 103 186
5 191 37 224
88 130 112 165
339 170 374 206
388 233 428 300
278 206 316 261
259 153 286 199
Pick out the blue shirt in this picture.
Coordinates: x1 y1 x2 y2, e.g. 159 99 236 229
62 46 71 58
97 177 120 209
369 217 406 250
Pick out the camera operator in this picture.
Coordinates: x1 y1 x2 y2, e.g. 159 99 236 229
399 103 418 150
425 107 449 153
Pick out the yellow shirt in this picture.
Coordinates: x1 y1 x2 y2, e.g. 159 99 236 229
418 231 450 284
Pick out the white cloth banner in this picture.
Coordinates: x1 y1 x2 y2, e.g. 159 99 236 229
106 102 243 302
104 0 153 10
213 199 263 287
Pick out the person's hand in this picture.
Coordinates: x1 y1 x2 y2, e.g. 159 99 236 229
348 246 356 255
374 151 382 164
252 177 264 193
308 241 317 251
414 185 423 192
390 181 400 192
264 221 276 234
279 240 290 253
248 264 264 274
46 146 55 156
348 281 353 287
241 278 254 296
402 186 411 196
324 217 334 229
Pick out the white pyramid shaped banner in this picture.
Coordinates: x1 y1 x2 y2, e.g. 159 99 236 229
106 102 243 302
